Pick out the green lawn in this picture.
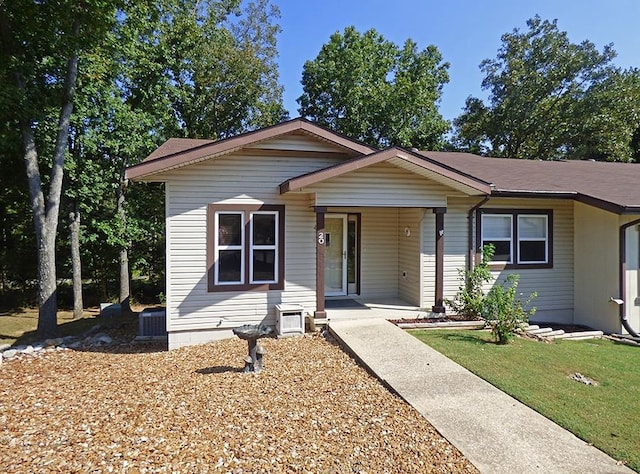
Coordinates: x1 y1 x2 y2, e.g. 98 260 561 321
0 308 101 346
410 329 640 472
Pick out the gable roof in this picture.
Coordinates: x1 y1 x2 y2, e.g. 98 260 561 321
280 147 493 196
126 118 377 180
127 118 640 215
421 152 640 214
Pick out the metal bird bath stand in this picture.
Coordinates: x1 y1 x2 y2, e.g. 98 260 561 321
232 324 276 373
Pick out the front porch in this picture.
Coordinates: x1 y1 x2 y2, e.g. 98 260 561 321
322 297 426 322
311 206 447 320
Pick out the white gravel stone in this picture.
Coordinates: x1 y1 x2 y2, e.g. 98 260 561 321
2 349 18 360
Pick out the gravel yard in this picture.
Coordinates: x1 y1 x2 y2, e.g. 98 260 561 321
0 332 477 473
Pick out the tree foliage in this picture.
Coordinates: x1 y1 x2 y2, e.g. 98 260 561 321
453 16 639 161
0 0 286 331
567 68 640 161
298 26 449 149
482 274 537 344
1 0 121 336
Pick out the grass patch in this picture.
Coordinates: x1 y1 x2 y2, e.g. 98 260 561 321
410 329 640 472
0 307 102 347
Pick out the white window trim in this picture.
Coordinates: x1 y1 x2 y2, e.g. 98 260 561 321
517 214 549 264
481 214 513 264
214 211 245 285
249 210 279 284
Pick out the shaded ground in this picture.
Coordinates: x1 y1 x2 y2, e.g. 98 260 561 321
0 332 477 473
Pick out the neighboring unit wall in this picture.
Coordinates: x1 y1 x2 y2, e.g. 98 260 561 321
438 198 574 323
482 198 575 324
573 203 621 333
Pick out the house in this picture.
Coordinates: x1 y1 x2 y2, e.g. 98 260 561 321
126 118 640 349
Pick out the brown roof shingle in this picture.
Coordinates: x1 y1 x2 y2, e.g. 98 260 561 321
420 152 640 213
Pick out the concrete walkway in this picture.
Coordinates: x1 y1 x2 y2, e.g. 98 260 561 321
328 318 633 474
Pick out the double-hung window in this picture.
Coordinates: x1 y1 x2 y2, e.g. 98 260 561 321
208 204 284 291
479 210 552 268
215 212 245 284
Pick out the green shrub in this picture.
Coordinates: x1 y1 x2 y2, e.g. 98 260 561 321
482 274 537 344
446 244 494 320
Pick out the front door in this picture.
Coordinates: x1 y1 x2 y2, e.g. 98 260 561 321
325 214 348 296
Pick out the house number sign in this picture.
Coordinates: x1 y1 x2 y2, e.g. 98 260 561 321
317 231 325 245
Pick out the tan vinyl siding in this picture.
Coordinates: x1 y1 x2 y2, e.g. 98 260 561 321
573 203 621 333
162 150 341 335
421 211 435 309
245 133 346 153
442 199 473 307
398 209 421 306
419 200 471 311
361 208 399 299
481 198 574 323
308 162 450 208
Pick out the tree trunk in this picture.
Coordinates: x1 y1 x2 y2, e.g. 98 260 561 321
14 19 81 339
119 247 131 313
117 169 131 314
69 206 83 319
37 223 58 337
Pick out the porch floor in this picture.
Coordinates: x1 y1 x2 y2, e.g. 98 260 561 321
323 297 427 322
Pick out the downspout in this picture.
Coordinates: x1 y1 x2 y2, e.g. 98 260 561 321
618 218 640 338
468 196 491 272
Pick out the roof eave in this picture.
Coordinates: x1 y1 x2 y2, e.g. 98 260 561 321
126 118 378 181
280 148 492 195
491 189 639 215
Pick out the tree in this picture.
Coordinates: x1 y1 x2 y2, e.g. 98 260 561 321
0 0 286 328
160 0 287 139
453 16 617 160
298 26 450 149
566 68 640 161
0 1 119 337
109 0 286 310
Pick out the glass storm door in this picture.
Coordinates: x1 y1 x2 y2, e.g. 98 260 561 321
325 215 348 296
625 225 640 333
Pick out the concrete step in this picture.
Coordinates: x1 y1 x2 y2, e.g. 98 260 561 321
552 330 604 340
523 325 540 331
526 327 554 335
396 320 486 330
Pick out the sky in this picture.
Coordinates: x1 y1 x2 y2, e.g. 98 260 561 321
275 0 640 122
